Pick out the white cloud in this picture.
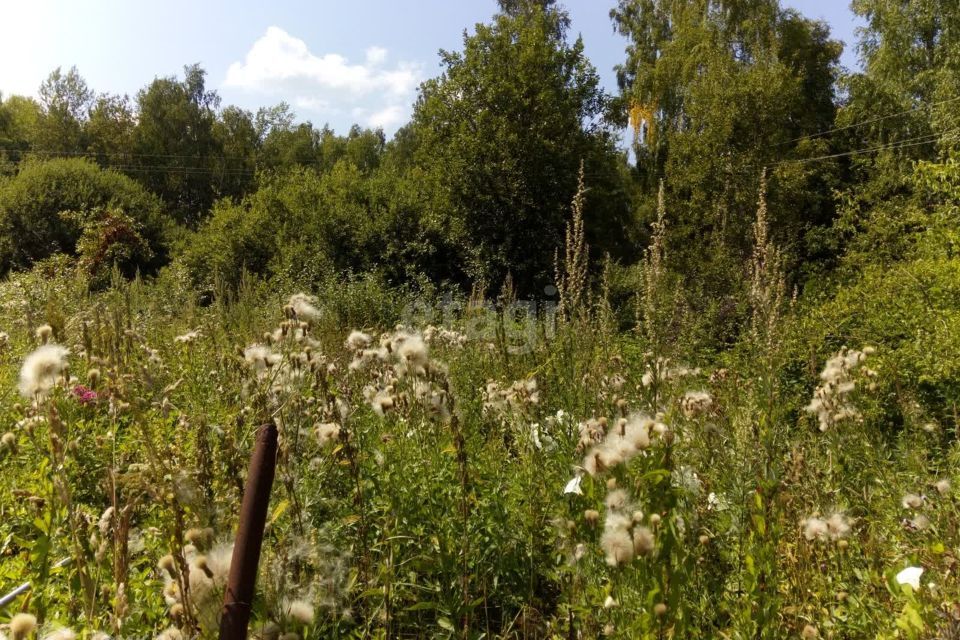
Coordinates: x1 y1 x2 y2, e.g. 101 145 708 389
293 96 333 112
366 105 406 129
365 46 388 66
224 27 418 97
223 27 420 133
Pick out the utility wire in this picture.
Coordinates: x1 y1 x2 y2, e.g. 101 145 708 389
0 146 262 163
773 95 960 147
774 129 957 166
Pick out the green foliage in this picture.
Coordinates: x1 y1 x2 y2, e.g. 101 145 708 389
1 4 960 636
34 66 93 153
801 157 960 427
132 64 222 226
0 265 956 638
410 2 633 292
63 206 155 289
612 0 843 304
178 163 446 293
0 94 41 173
0 158 170 275
85 94 136 165
844 0 960 160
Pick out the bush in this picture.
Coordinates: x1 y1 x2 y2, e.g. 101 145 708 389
178 163 449 294
795 158 960 432
0 158 171 276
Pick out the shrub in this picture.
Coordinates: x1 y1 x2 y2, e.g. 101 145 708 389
0 158 170 275
178 164 448 294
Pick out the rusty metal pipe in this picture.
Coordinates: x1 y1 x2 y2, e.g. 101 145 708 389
219 422 278 640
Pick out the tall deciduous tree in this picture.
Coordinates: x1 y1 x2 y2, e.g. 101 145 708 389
827 1 960 275
410 0 632 292
213 105 258 199
35 66 93 153
85 93 136 164
133 64 221 225
843 0 960 157
612 0 841 303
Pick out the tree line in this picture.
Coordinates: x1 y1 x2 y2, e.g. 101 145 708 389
0 0 956 337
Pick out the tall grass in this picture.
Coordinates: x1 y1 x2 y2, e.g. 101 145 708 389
0 257 956 639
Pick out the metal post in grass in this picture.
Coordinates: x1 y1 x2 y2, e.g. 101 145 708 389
219 422 278 640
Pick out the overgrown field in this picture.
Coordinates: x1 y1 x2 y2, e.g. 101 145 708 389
3 0 960 636
0 249 957 640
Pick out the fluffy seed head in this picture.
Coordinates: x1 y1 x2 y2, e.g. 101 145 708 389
156 627 183 640
244 344 280 374
826 512 851 541
802 517 828 541
315 422 341 446
633 526 655 556
605 489 629 511
601 527 634 566
98 506 115 536
185 527 214 550
35 324 53 342
158 554 177 575
680 390 713 418
288 293 321 323
902 493 924 510
19 344 70 398
10 613 37 640
174 330 201 344
345 331 372 350
284 599 315 625
396 334 429 368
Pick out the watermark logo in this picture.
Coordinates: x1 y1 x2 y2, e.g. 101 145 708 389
398 287 560 354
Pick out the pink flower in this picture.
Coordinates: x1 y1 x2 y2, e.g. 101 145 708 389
72 385 98 404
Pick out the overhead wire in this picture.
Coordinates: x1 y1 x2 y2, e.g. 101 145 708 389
0 98 957 180
772 95 960 148
774 128 958 166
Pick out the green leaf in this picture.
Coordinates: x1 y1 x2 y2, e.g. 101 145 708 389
437 617 456 632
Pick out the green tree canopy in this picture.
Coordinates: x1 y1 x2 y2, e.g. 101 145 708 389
815 1 960 283
0 158 170 275
133 64 222 226
611 0 842 300
34 66 93 153
409 1 632 292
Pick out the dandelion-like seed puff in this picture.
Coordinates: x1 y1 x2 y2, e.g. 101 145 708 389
19 344 70 398
288 293 322 323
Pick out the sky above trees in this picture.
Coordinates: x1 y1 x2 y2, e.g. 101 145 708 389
0 0 862 136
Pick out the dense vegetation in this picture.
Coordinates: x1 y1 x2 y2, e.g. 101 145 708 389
0 0 958 638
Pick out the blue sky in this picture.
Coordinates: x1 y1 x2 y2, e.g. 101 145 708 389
0 0 864 136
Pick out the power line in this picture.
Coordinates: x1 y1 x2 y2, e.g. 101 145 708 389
0 146 261 163
0 152 259 177
92 164 257 176
775 129 957 166
719 127 956 178
773 95 960 148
